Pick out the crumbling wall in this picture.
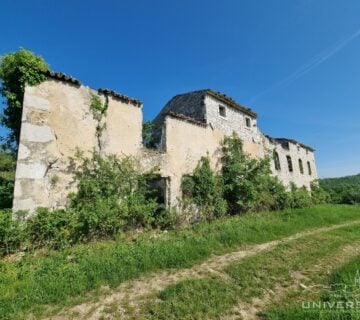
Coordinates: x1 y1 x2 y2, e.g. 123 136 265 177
266 138 317 189
157 114 264 207
12 77 319 215
13 79 143 214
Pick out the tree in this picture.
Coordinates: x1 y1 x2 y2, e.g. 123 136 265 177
0 48 49 149
142 120 156 148
221 133 273 214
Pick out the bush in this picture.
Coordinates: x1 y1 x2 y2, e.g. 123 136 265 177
0 150 16 209
252 176 291 212
181 156 227 221
69 152 158 240
289 183 313 209
0 209 23 255
25 208 76 250
221 133 273 214
310 181 330 205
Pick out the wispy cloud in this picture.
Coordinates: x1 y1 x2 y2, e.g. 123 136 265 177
249 27 360 104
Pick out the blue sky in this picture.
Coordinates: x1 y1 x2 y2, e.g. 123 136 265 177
1 0 359 178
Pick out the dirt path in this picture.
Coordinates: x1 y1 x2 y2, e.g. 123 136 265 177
221 242 360 320
47 220 360 320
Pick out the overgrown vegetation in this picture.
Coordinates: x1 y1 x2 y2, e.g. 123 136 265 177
89 94 108 149
181 156 227 221
0 205 360 319
69 151 160 239
0 133 331 254
320 173 360 204
0 48 48 210
0 210 23 256
142 120 156 148
0 48 48 148
0 149 16 209
0 151 173 253
182 133 327 221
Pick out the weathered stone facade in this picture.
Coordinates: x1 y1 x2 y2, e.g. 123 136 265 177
13 72 318 214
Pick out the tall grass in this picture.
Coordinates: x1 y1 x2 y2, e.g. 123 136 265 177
1 205 360 319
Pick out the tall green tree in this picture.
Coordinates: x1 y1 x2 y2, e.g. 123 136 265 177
221 133 273 214
0 48 48 148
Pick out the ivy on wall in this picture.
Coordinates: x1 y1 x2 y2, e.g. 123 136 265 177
90 93 108 150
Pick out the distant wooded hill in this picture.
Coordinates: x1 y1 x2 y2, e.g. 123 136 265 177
320 174 360 204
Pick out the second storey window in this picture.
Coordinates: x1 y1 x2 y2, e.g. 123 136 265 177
245 117 251 128
219 105 226 117
298 158 304 174
286 155 293 172
307 161 312 175
274 151 281 171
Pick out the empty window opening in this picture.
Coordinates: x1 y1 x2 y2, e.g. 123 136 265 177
147 175 167 205
274 151 281 171
298 159 304 174
307 161 312 175
281 141 290 150
286 155 293 172
245 117 251 128
219 105 226 117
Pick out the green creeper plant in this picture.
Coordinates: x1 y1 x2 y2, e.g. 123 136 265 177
90 93 108 149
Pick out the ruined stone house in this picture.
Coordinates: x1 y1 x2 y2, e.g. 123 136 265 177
13 70 318 214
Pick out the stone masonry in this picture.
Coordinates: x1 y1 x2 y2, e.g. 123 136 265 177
13 71 318 214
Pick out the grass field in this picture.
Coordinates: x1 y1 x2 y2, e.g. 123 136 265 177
141 224 360 319
1 204 360 319
264 247 360 319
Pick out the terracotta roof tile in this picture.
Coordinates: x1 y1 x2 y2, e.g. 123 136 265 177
98 88 142 107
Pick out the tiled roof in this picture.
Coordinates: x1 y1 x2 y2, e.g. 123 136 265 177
266 136 315 152
43 70 81 86
98 89 142 107
166 111 207 127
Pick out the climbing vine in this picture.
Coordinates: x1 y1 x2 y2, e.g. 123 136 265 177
90 93 108 149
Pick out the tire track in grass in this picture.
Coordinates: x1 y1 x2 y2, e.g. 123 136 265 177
221 242 360 320
47 220 360 320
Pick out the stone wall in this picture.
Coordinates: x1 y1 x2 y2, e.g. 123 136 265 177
13 76 318 214
13 79 143 214
204 94 265 158
266 137 317 189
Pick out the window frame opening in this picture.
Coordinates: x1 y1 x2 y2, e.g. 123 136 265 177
298 158 304 174
307 161 312 175
274 151 281 171
218 105 226 118
286 155 293 172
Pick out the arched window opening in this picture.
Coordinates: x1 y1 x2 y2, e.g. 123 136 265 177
286 155 293 172
298 159 304 174
274 151 281 171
